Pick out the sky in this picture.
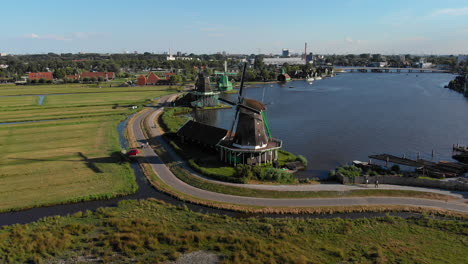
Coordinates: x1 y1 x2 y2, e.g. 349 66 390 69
1 0 468 55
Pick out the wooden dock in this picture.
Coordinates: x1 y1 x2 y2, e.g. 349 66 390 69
369 153 468 177
453 144 468 153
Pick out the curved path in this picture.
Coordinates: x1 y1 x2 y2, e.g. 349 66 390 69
132 95 468 213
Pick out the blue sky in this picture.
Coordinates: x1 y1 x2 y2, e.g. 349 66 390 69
2 0 468 54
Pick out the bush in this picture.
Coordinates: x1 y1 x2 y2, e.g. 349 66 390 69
234 164 253 181
296 155 308 168
263 168 294 183
390 165 400 173
336 165 362 178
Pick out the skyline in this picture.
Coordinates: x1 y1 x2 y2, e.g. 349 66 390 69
1 0 468 55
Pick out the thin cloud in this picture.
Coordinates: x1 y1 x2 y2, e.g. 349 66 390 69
405 36 429 41
23 33 71 41
345 37 362 44
431 6 468 16
21 32 108 41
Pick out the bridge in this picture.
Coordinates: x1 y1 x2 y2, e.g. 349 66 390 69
337 67 451 73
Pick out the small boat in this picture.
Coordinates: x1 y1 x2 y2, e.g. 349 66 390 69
306 74 314 82
309 82 313 85
315 76 322 80
289 86 294 88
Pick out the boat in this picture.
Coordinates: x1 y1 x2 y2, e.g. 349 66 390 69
315 76 322 80
306 74 314 82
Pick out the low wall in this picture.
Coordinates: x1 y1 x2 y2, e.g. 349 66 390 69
336 174 468 191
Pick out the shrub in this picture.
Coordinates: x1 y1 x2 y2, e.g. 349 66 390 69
234 164 253 181
336 165 362 178
390 165 400 173
263 168 294 183
296 155 308 168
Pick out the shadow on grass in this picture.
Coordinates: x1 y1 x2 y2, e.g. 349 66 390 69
9 151 129 173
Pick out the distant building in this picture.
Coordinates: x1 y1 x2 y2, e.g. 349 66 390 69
147 72 160 84
80 72 115 80
457 55 468 65
0 53 7 56
306 53 314 64
282 49 290 57
137 75 147 86
399 55 406 63
368 62 388 67
162 72 176 80
66 74 79 80
0 64 8 69
28 72 53 80
263 57 305 65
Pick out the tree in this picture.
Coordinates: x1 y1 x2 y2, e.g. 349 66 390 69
170 74 182 83
253 55 265 70
53 68 66 79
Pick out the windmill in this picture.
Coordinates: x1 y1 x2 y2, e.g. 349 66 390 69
215 61 237 91
217 63 281 165
189 72 220 108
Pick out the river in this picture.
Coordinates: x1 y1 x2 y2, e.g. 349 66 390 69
192 73 468 179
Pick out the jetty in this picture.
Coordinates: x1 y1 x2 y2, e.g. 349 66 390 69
368 154 468 177
452 144 468 164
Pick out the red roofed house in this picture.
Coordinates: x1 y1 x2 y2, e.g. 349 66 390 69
80 72 115 80
66 74 79 80
137 75 147 86
146 72 160 85
29 72 53 81
162 72 175 80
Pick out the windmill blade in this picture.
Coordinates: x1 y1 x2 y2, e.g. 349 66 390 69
238 104 261 114
228 106 240 142
238 62 247 98
218 97 237 106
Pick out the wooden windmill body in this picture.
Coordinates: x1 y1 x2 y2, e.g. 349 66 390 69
216 63 282 166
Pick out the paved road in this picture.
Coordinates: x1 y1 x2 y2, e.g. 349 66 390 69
131 96 468 213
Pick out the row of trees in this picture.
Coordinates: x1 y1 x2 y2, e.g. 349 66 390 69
1 53 465 82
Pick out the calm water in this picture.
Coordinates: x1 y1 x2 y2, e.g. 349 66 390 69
193 73 468 179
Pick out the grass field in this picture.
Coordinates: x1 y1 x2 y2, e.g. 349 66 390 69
0 83 176 212
0 199 466 263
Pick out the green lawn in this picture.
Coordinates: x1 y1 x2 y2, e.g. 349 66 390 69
0 84 175 212
0 199 466 263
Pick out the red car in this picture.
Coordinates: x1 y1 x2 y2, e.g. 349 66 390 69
127 149 140 156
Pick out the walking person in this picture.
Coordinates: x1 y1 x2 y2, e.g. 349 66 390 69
375 180 379 188
366 178 369 187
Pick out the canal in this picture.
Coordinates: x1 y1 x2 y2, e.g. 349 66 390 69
193 73 468 179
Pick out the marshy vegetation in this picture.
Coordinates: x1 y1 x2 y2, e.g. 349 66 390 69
0 199 466 263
